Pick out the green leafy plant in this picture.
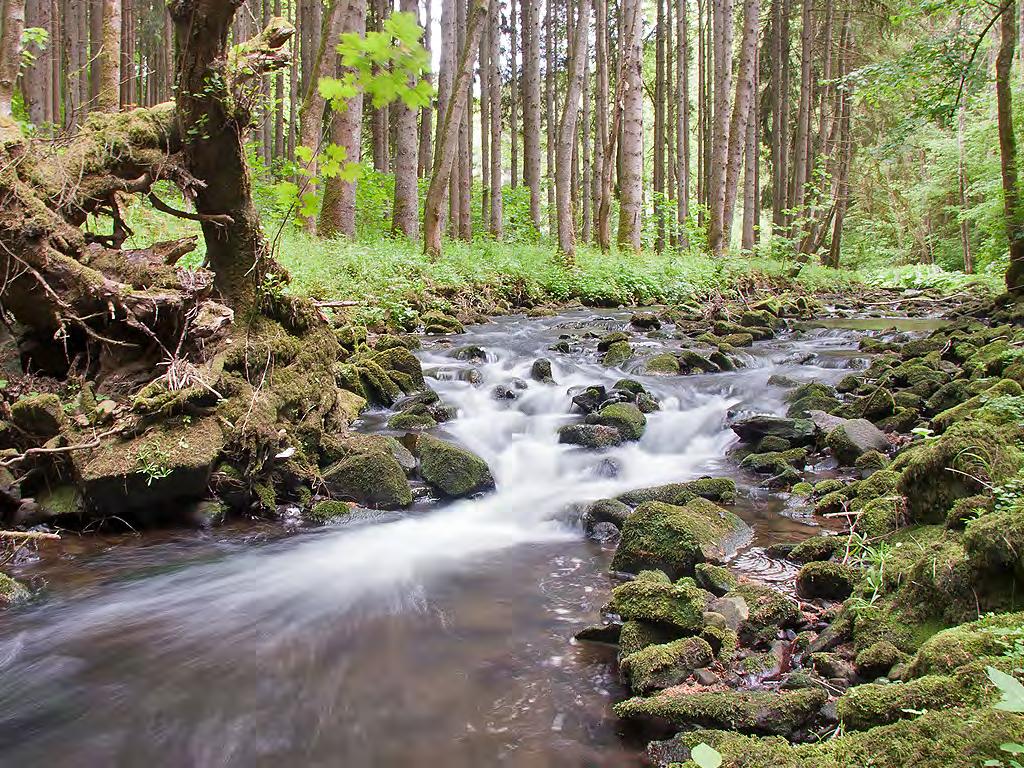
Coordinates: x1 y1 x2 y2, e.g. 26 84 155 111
987 667 1024 712
135 444 173 487
691 742 723 768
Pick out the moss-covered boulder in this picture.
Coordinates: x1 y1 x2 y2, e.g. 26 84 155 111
323 449 413 509
796 561 858 600
740 448 807 475
307 499 354 524
558 423 624 448
895 421 1023 523
855 640 907 679
731 415 817 447
615 687 826 736
611 498 749 578
649 707 1024 768
72 417 225 517
907 611 1024 676
825 419 889 466
730 582 801 646
609 571 711 632
787 535 842 564
583 497 632 529
618 618 676 658
694 562 738 596
601 340 633 367
931 379 1024 432
645 353 681 374
414 434 495 497
587 402 647 440
616 478 736 507
963 507 1024 581
421 309 465 335
621 636 715 694
10 393 67 438
0 572 29 606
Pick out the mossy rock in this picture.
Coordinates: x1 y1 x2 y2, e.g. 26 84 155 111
741 309 777 328
611 498 749 579
587 402 646 440
722 332 755 348
621 636 714 694
421 310 465 334
72 417 225 518
730 415 817 447
963 507 1024 581
825 419 888 466
855 640 907 679
614 687 826 736
855 496 904 537
876 407 922 433
597 331 630 351
814 490 849 516
694 562 738 596
414 434 495 497
558 423 624 448
796 561 858 601
334 324 367 351
645 353 681 375
740 448 807 475
788 535 842 564
307 499 354 524
836 660 999 730
33 484 84 520
925 380 972 415
584 498 632 529
387 408 438 430
0 572 30 607
895 420 1023 524
758 435 792 453
649 707 1024 768
790 481 813 497
618 619 675 659
601 340 633 367
931 379 1024 432
945 494 993 529
677 348 721 374
609 571 710 633
323 450 413 509
730 582 801 646
813 478 846 496
10 393 67 438
847 388 896 421
907 611 1024 676
855 449 890 474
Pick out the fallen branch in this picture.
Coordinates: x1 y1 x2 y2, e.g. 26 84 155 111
148 192 234 228
0 530 61 541
313 300 361 308
0 427 121 468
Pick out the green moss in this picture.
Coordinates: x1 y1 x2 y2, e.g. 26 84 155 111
322 449 413 508
645 353 681 374
908 611 1024 676
387 411 437 430
611 498 748 578
730 582 801 645
931 379 1024 432
421 309 465 334
855 640 907 678
614 687 826 735
0 572 29 606
679 348 720 373
963 507 1024 580
10 393 67 437
837 661 999 730
855 496 905 537
685 477 738 503
621 636 714 694
701 624 739 659
788 535 842 563
814 490 850 516
609 573 710 632
741 448 808 474
796 561 858 600
855 449 890 473
35 484 83 518
658 707 1024 768
307 500 353 523
415 434 495 497
617 619 675 658
813 478 847 496
694 563 739 595
945 494 993 529
588 402 647 440
895 420 1024 524
601 340 633 366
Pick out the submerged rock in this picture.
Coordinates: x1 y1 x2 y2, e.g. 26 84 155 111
530 358 555 383
730 415 817 447
621 636 714 694
558 423 624 448
0 572 29 607
414 434 495 497
586 402 647 441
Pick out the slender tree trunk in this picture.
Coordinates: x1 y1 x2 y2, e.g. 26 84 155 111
510 0 519 187
94 0 121 112
594 0 609 245
544 0 556 235
676 0 691 247
481 14 491 226
581 46 592 243
957 99 973 274
741 49 758 250
556 0 589 259
616 0 642 250
319 0 366 238
998 0 1024 292
789 0 812 230
522 0 542 228
424 0 489 258
707 0 734 254
720 0 758 250
418 0 434 176
392 0 420 239
0 0 25 119
436 0 455 234
826 10 852 269
23 0 49 125
488 0 503 235
654 0 666 251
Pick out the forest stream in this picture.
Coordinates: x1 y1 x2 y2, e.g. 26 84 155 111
0 309 947 767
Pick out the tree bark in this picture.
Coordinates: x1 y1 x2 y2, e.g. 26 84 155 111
720 0 759 251
391 0 420 239
675 0 691 248
509 0 519 187
488 0 503 236
0 0 25 118
707 0 734 254
616 0 642 251
741 49 758 251
998 0 1024 292
544 0 556 235
556 0 589 259
95 0 121 111
418 0 433 176
318 0 365 239
423 0 489 258
594 0 609 246
654 0 666 252
789 0 813 230
521 0 542 228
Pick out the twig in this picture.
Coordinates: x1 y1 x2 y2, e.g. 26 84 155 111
0 530 61 541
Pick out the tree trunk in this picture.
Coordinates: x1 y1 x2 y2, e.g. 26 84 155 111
488 0 503 236
741 51 758 251
23 0 49 125
594 0 609 247
616 0 642 251
789 0 812 230
319 0 365 239
654 0 666 252
522 0 542 228
581 46 592 243
957 99 973 274
720 0 758 251
0 0 25 118
544 0 556 235
556 0 589 259
509 0 519 187
95 0 121 111
675 0 690 247
391 0 420 239
998 0 1024 292
707 0 734 254
418 0 433 176
423 0 489 258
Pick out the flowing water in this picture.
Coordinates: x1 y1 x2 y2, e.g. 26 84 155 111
0 310 934 768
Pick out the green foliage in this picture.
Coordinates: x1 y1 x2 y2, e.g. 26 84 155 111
986 666 1024 713
691 742 724 768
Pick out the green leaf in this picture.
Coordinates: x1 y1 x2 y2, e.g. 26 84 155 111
691 743 723 768
988 666 1024 712
1003 744 1024 755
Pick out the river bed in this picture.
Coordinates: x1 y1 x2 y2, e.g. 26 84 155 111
0 309 938 767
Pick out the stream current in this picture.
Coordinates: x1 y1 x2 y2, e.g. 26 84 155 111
0 309 940 768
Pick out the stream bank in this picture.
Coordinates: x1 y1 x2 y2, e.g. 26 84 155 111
0 285 1021 766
